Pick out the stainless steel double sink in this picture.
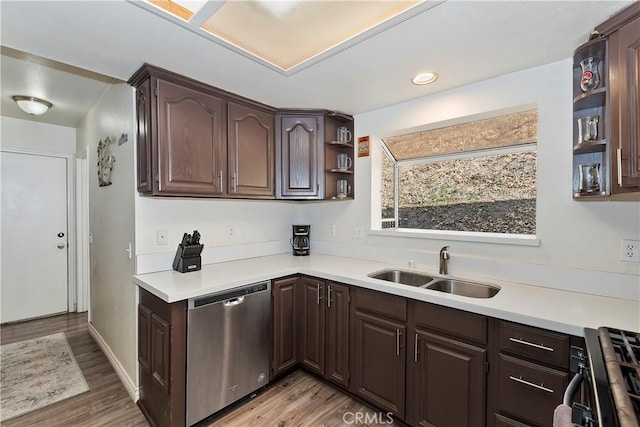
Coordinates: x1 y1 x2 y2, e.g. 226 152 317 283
367 269 500 299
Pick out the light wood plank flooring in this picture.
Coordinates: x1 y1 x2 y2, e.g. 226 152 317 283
0 313 148 427
1 313 401 426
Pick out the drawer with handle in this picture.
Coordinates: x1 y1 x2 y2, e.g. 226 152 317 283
497 354 568 427
498 321 570 368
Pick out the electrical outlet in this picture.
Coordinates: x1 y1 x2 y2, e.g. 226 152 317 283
352 226 364 238
227 225 236 240
330 224 336 237
621 239 640 262
156 229 168 245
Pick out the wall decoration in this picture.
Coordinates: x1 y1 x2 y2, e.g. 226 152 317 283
117 133 128 146
358 135 370 157
97 136 116 187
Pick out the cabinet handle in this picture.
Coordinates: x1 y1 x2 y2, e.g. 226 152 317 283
509 337 554 352
396 329 401 356
219 171 223 190
327 286 333 308
414 333 419 362
617 148 623 186
317 283 323 305
509 376 554 394
232 172 237 192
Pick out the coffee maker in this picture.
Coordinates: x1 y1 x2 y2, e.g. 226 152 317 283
291 225 310 256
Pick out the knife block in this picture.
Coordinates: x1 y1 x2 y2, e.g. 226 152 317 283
172 243 204 273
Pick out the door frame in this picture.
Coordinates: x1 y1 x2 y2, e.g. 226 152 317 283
76 150 89 312
1 147 77 313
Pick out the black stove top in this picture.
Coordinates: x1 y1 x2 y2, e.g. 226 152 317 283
584 327 640 427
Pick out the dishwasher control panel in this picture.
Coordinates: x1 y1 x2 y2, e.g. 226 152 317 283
191 281 270 308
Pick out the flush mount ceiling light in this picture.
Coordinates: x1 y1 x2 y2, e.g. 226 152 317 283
412 72 439 85
12 95 53 115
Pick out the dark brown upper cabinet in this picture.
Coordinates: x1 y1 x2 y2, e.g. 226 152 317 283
275 110 355 200
135 79 153 193
572 3 640 200
276 113 323 199
606 6 640 192
157 79 226 195
128 64 276 198
227 102 275 198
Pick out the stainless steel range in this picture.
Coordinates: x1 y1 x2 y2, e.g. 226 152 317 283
570 327 640 426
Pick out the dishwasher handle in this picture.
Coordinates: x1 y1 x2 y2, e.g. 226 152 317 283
223 296 245 307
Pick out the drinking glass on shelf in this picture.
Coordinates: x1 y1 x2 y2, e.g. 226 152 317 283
580 57 600 92
337 127 352 143
337 153 352 170
577 116 599 142
578 163 601 193
337 180 351 198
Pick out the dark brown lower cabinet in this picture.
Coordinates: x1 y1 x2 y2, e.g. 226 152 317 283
406 300 488 427
298 276 325 374
271 276 299 378
496 355 568 427
296 277 351 387
407 330 486 427
351 288 407 419
324 282 350 387
138 288 187 427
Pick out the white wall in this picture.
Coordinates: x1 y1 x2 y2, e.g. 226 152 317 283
299 59 640 298
1 116 76 154
135 196 299 273
76 83 137 390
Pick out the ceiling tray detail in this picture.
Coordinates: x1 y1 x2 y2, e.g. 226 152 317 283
129 0 445 75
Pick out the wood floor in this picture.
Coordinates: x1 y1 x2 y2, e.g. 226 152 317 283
1 313 400 427
0 313 148 427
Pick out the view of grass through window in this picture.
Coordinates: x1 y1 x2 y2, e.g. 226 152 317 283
380 110 537 235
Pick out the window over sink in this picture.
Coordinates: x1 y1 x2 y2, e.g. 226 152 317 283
376 108 538 240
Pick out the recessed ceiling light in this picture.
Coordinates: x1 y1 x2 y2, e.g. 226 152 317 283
412 72 439 85
12 95 53 115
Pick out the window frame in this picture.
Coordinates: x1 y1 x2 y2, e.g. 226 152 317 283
375 115 540 247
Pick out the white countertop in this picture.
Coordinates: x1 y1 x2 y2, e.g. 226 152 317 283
133 253 640 336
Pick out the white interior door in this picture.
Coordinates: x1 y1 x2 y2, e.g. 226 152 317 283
1 151 69 323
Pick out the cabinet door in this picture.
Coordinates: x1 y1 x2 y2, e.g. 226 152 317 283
136 79 153 193
277 115 322 198
157 79 226 195
325 282 350 387
151 313 171 393
407 330 487 427
228 102 275 197
612 15 640 190
272 277 299 378
351 310 405 418
138 303 152 373
298 277 325 375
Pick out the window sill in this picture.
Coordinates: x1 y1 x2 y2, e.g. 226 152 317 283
369 229 541 247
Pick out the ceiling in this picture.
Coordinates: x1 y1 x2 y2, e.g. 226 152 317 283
0 1 633 128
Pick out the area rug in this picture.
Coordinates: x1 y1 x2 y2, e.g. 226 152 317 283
0 332 89 421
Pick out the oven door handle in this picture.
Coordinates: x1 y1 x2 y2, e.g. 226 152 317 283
563 371 584 406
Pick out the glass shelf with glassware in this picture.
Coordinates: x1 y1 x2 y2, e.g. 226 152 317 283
572 35 610 199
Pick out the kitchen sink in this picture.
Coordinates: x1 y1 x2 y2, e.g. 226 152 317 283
367 269 434 287
425 279 500 299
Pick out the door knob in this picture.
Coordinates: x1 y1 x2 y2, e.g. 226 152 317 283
57 243 66 249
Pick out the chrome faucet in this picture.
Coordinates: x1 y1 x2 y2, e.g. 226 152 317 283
439 246 450 275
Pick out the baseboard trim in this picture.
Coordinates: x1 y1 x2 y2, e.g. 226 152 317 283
88 322 139 402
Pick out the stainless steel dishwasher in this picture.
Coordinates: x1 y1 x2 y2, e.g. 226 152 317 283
186 281 270 426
